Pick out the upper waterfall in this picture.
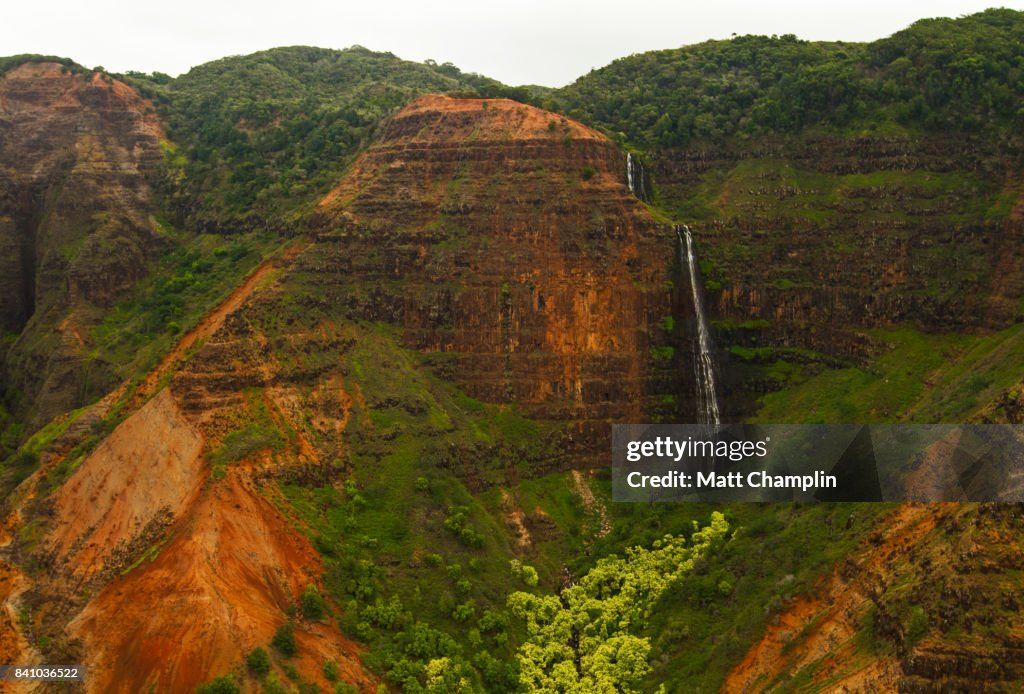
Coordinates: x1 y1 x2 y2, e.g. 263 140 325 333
626 153 649 202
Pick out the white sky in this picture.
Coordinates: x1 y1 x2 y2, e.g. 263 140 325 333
4 1 1022 87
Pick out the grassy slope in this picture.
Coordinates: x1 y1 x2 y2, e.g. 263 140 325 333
753 324 1024 424
212 308 898 692
254 322 582 691
262 346 894 692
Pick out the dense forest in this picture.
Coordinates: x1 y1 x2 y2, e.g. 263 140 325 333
107 9 1024 228
555 8 1024 147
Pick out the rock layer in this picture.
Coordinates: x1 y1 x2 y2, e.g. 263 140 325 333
312 95 685 451
0 61 164 429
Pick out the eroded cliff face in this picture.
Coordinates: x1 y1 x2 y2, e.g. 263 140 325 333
725 503 1024 692
0 62 165 430
311 95 682 449
0 248 374 693
646 137 1024 413
168 95 691 480
0 95 684 690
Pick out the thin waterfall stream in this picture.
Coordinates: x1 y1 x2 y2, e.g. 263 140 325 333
626 153 648 202
677 224 721 430
622 153 721 429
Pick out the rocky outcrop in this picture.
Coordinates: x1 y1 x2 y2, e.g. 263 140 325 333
0 61 165 431
309 95 689 453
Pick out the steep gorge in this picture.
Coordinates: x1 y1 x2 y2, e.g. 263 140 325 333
641 136 1024 416
0 93 691 691
2 22 1023 690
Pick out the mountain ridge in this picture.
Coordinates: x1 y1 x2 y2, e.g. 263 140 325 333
1 10 1024 691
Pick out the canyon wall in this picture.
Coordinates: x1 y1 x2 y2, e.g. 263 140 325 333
0 62 165 429
310 95 690 448
647 137 1024 413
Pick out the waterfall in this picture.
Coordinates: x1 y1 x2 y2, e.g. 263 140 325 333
677 225 721 430
626 153 648 202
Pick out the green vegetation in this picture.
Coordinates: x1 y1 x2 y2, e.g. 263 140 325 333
86 231 277 391
254 316 896 693
272 622 298 657
557 9 1024 147
122 47 512 226
195 674 240 694
245 646 271 676
509 513 728 692
0 54 85 76
212 424 286 465
120 535 170 575
754 324 1024 423
300 584 327 620
625 501 890 690
5 11 1023 693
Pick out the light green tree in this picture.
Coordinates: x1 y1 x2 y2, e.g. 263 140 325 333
508 512 728 693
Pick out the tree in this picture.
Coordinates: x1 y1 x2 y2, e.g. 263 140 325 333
424 657 474 693
508 512 729 693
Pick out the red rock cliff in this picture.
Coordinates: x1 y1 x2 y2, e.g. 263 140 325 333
311 95 680 450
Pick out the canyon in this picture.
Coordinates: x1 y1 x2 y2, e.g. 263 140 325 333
0 14 1023 690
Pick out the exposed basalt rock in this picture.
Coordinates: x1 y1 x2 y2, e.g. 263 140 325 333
646 137 1024 415
653 138 1023 337
158 96 698 483
0 62 165 431
307 95 692 458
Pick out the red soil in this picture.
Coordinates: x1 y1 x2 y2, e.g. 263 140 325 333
47 389 205 579
69 473 374 692
724 505 937 692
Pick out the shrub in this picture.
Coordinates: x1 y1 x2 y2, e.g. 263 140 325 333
301 584 327 620
509 560 539 587
245 646 271 676
272 622 297 657
262 673 288 694
195 675 240 694
323 660 339 681
451 600 476 623
443 507 484 548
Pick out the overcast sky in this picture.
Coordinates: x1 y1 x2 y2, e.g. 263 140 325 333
4 1 1022 86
